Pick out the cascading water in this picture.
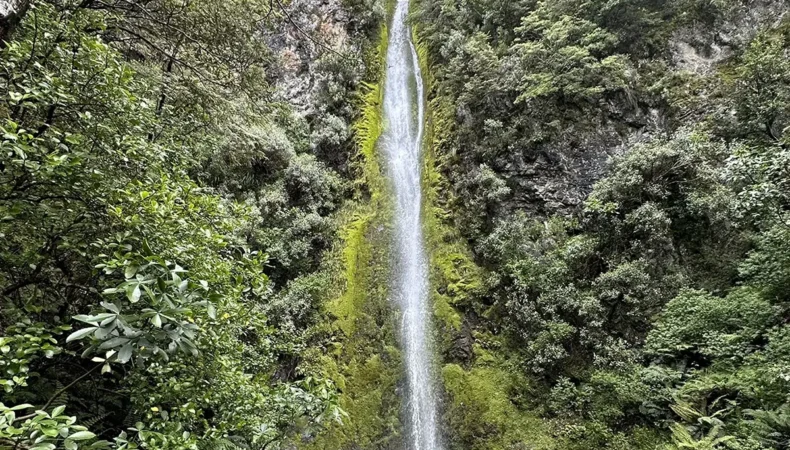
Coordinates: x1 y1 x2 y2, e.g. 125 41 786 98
380 1 441 449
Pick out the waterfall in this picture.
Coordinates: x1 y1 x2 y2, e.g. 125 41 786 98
380 0 442 449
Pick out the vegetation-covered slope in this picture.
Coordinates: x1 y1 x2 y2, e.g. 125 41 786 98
0 0 387 448
415 0 790 449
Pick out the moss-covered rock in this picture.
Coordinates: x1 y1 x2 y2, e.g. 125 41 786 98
442 363 556 450
296 20 404 450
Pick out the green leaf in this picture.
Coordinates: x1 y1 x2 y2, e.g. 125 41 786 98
66 327 98 343
116 344 133 364
99 315 116 327
142 239 153 256
73 315 99 324
84 313 115 322
9 403 34 411
98 337 128 349
94 325 115 340
81 344 98 359
51 405 66 417
126 283 141 303
207 303 216 320
69 430 96 441
31 444 56 450
100 301 120 314
124 264 139 279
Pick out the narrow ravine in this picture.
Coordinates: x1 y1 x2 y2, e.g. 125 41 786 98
380 1 441 449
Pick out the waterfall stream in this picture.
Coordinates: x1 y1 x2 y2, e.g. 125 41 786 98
380 1 442 449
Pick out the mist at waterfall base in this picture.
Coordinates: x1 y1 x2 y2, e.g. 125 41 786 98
380 1 443 449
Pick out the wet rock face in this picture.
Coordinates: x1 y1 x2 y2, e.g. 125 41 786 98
473 102 655 221
0 0 22 17
501 131 623 217
496 0 790 220
671 0 789 75
446 321 474 364
267 0 354 114
263 0 383 175
266 0 383 113
0 0 29 44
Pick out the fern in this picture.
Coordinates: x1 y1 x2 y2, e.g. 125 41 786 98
202 437 249 450
121 409 142 428
668 423 734 450
671 400 703 423
667 399 736 450
746 404 790 448
80 412 111 430
47 380 70 409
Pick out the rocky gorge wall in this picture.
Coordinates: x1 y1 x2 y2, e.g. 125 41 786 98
495 0 790 220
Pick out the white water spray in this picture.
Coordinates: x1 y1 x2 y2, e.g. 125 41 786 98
380 1 441 449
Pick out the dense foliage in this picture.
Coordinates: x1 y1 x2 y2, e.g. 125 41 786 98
416 0 790 448
0 0 382 448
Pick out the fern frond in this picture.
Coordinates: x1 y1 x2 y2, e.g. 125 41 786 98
48 380 70 408
81 412 111 429
202 437 249 450
671 400 703 423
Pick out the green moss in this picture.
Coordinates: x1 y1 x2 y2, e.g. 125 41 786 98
352 45 386 202
442 363 556 450
326 21 391 338
328 210 374 336
296 20 404 450
413 26 481 335
305 348 403 450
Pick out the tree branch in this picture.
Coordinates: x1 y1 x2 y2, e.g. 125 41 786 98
13 363 104 423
